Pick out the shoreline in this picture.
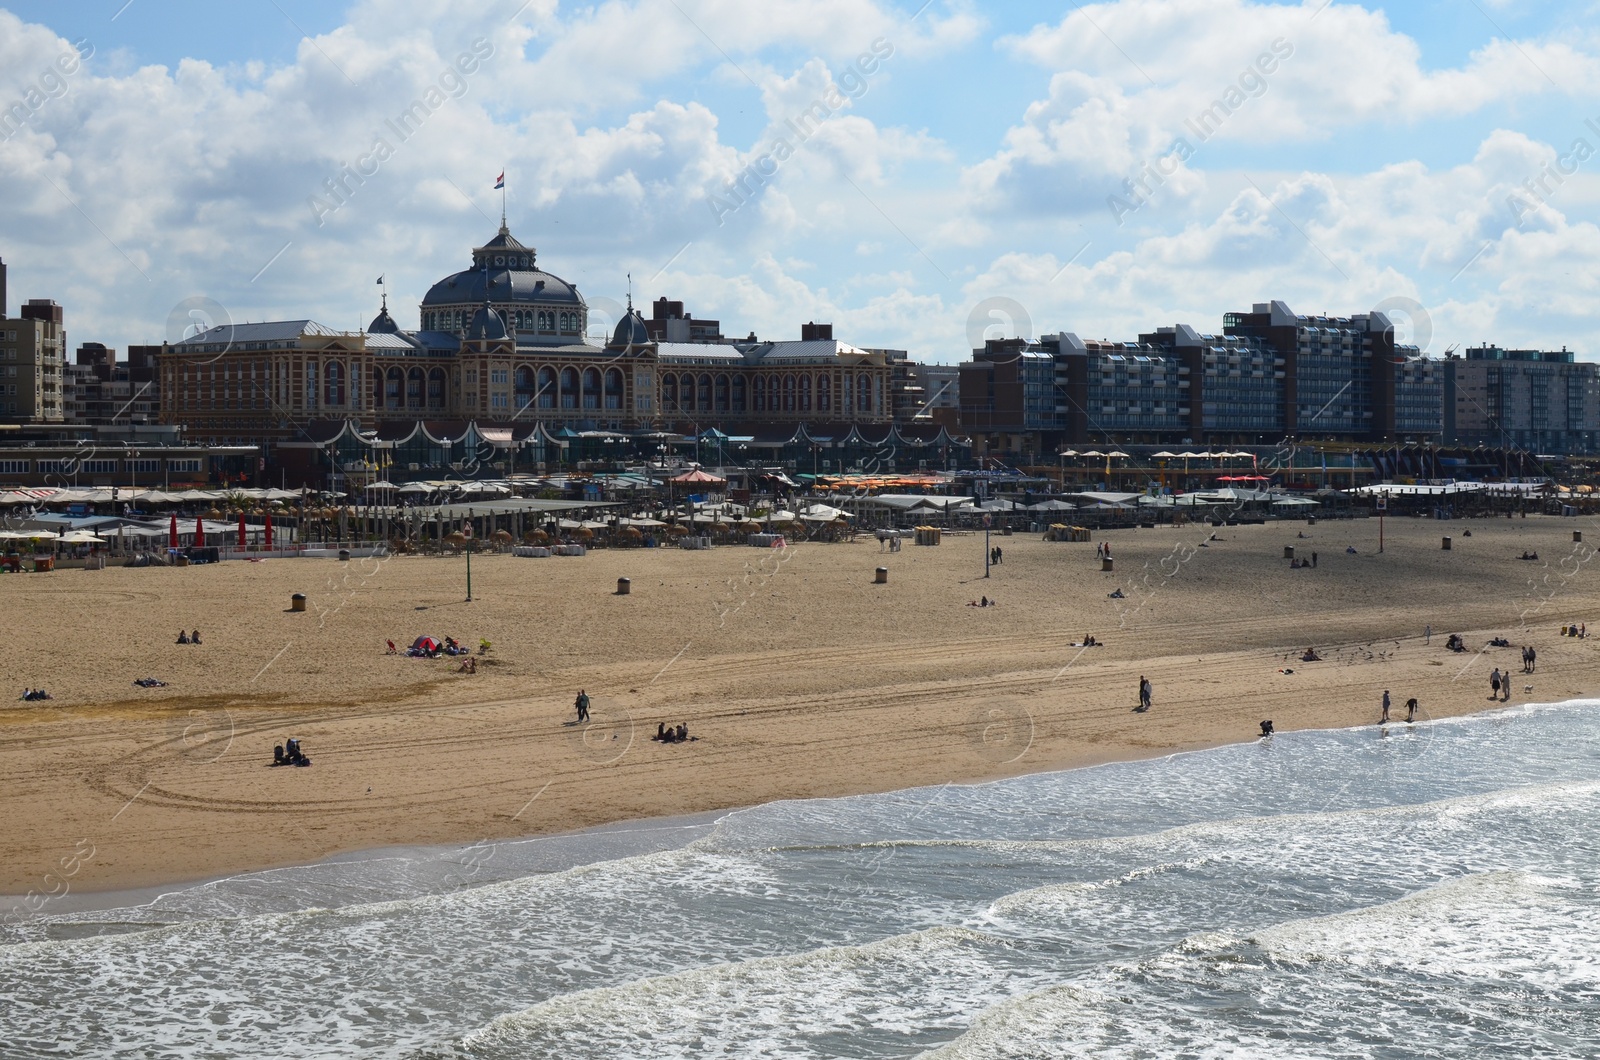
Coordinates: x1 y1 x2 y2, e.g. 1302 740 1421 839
7 690 1586 905
5 516 1599 899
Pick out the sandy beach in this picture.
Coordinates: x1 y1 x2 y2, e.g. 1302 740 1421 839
4 512 1598 896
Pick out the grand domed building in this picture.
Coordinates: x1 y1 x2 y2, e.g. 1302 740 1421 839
418 226 591 344
157 225 918 467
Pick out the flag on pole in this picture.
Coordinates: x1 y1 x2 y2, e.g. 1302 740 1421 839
376 275 384 284
494 171 505 189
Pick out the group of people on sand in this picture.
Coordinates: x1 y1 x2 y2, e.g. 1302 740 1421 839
653 722 694 743
18 688 53 701
1289 553 1317 569
1519 550 1540 561
175 630 202 644
968 596 997 607
272 736 311 767
1300 647 1323 662
1379 690 1420 724
989 546 1004 565
1136 676 1152 712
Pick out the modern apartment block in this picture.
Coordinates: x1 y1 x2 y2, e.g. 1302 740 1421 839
65 342 161 425
1443 346 1600 453
0 258 68 423
958 300 1443 460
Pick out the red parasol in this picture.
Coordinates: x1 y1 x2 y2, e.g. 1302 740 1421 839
238 512 247 549
169 513 178 550
194 516 206 547
264 514 274 549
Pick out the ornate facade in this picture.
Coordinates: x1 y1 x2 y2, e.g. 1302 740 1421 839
158 225 892 444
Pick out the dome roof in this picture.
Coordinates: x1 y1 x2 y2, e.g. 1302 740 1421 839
421 226 584 308
466 303 511 342
367 296 399 334
611 306 652 348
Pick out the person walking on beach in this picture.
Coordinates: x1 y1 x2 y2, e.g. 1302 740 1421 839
1490 668 1501 701
574 689 590 723
1138 676 1152 712
1425 624 1432 645
1528 645 1537 673
1405 697 1418 723
1381 690 1391 724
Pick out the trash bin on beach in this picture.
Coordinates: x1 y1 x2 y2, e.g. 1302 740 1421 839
1283 546 1295 559
616 577 631 595
875 567 888 584
1442 536 1451 550
290 592 307 612
1102 557 1114 572
1575 531 1584 543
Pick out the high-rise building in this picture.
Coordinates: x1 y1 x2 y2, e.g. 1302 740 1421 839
1443 346 1600 453
0 257 67 424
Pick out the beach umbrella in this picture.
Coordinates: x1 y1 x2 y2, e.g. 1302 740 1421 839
238 512 247 549
169 514 178 549
264 514 274 548
195 516 206 546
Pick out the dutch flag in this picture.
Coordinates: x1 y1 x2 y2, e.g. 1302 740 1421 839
494 171 505 189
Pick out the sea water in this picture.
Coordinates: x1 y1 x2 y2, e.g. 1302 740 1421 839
3 701 1599 1058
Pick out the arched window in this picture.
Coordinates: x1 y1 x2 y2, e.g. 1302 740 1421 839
324 360 345 407
373 367 385 409
732 375 747 412
783 375 796 413
714 373 729 412
559 312 571 332
817 374 831 412
582 367 601 409
560 367 579 409
697 373 712 411
798 374 811 412
305 362 318 410
768 375 781 411
385 366 403 409
539 310 552 331
604 367 624 410
427 367 446 409
537 366 556 408
407 367 425 409
663 374 678 411
857 374 872 412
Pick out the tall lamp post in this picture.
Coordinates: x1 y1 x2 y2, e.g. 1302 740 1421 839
465 506 475 601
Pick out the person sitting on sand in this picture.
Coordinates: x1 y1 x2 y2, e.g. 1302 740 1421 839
1346 546 1357 554
656 722 668 742
191 630 202 645
457 657 476 674
675 723 689 742
1301 647 1322 662
980 596 989 607
177 630 190 644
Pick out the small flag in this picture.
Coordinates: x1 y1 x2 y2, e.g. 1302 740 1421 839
494 171 505 190
376 275 384 285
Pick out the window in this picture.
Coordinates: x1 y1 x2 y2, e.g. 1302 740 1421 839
82 459 118 474
130 459 160 473
0 459 29 474
168 458 202 473
490 368 509 384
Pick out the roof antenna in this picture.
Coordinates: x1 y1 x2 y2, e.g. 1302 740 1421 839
626 271 633 312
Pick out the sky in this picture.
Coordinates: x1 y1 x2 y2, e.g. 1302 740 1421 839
1 0 1598 363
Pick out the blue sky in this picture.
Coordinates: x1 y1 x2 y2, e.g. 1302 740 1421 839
2 1 1598 362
